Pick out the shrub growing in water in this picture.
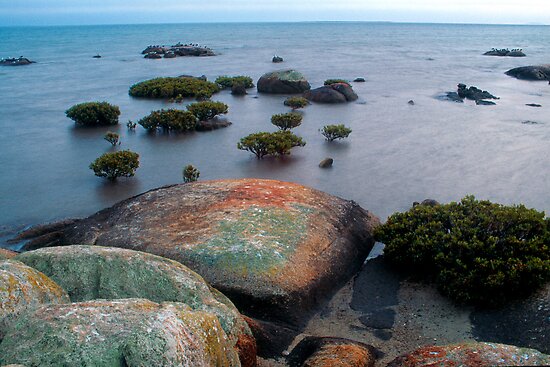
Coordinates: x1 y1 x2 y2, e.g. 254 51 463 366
320 124 352 141
284 96 309 110
375 196 550 306
66 102 120 126
129 77 220 99
89 150 139 181
215 76 254 89
237 131 306 159
182 164 200 183
271 112 303 130
324 79 351 86
104 131 120 146
138 109 197 132
186 101 228 121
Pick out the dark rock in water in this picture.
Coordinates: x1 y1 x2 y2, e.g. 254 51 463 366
526 103 542 107
287 336 377 367
484 48 526 57
163 52 176 58
92 54 101 59
457 83 499 101
257 69 311 94
141 46 168 54
319 158 333 168
142 43 215 57
243 315 298 358
304 83 358 104
144 52 162 59
438 92 464 103
231 84 247 96
354 77 366 82
0 57 35 66
387 342 550 367
408 100 415 105
11 179 380 327
195 116 232 131
506 65 550 81
272 55 284 63
420 199 440 207
522 120 541 125
476 99 497 105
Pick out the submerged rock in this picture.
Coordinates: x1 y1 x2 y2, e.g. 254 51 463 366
506 65 550 81
288 337 377 367
231 84 247 95
144 52 162 59
0 57 34 66
0 260 69 339
0 299 241 367
319 158 334 168
195 116 232 131
526 103 542 107
304 83 358 104
272 56 284 63
387 342 550 367
15 245 255 366
476 99 497 105
354 77 366 82
12 179 380 326
457 83 499 101
257 70 311 94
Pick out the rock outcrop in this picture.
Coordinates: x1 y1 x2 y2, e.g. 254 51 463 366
506 65 550 81
257 70 311 94
457 83 499 101
15 245 254 365
0 299 241 366
304 83 358 104
272 56 284 63
0 260 69 339
387 342 550 367
142 43 215 59
0 57 34 66
287 337 377 367
195 116 232 131
484 48 526 57
0 248 17 260
11 179 380 327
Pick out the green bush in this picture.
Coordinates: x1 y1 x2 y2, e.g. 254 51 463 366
271 112 303 130
89 150 139 181
320 124 352 141
375 196 550 306
284 96 309 110
104 131 120 146
66 102 120 126
129 77 220 99
138 109 197 132
215 76 254 89
186 101 228 121
237 131 306 159
182 164 200 183
324 79 351 86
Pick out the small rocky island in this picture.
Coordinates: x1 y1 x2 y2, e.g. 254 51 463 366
0 56 35 66
442 83 499 105
484 48 526 57
142 42 215 59
506 64 550 81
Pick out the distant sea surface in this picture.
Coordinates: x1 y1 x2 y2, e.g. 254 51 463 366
1 22 549 246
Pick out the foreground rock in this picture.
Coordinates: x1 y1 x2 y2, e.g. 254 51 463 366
0 57 34 66
15 245 255 365
257 70 311 94
288 337 376 367
506 65 550 81
0 299 240 366
0 260 69 339
304 83 358 104
12 179 380 326
387 342 550 366
484 48 526 57
0 248 17 260
142 43 215 59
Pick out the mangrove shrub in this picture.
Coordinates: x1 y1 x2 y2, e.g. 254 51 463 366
215 76 254 89
271 112 303 131
66 102 120 126
129 77 220 99
186 101 228 121
324 79 351 86
284 96 309 110
138 109 197 132
182 164 200 183
89 150 139 181
375 196 550 306
104 131 120 146
237 131 306 159
320 124 352 141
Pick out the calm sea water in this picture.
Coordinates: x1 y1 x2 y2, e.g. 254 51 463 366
1 22 549 246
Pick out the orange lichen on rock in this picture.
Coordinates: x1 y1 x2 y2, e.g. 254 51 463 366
303 344 376 367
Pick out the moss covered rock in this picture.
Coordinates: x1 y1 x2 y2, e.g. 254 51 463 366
0 298 240 366
388 342 550 367
0 260 69 339
257 70 311 94
13 179 380 326
16 245 255 366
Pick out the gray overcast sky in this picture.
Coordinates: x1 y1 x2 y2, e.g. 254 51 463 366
1 0 550 26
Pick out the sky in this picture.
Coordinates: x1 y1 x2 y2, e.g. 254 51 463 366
1 0 549 26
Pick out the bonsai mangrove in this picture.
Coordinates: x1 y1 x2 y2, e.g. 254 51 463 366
320 124 352 141
104 131 120 146
271 112 303 131
138 109 197 132
182 164 200 183
66 102 120 126
237 131 306 159
89 150 140 181
186 101 228 121
129 77 220 99
215 76 254 89
284 96 309 110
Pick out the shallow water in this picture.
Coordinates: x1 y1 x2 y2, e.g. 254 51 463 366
0 22 549 245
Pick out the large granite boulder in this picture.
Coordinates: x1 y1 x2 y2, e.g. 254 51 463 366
387 342 550 367
257 70 311 94
12 179 380 326
506 65 550 81
15 245 255 365
304 83 358 104
0 299 240 366
288 337 377 367
0 260 69 339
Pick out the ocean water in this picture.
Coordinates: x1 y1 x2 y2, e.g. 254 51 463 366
0 22 549 246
